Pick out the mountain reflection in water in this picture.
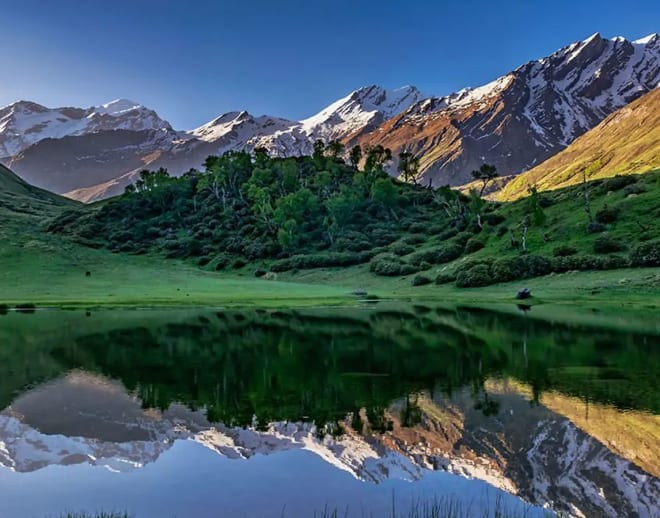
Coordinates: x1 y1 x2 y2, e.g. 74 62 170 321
0 305 658 518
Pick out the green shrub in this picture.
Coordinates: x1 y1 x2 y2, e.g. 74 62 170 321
452 232 473 246
484 213 505 226
623 183 647 196
595 205 619 224
408 222 427 234
271 251 374 272
491 257 524 283
231 258 247 269
465 238 485 254
408 244 463 266
553 245 578 257
411 274 433 286
550 254 627 272
436 228 459 241
401 234 427 245
593 236 625 254
587 221 606 234
435 272 455 285
630 240 660 267
601 175 637 192
389 242 415 256
456 265 492 288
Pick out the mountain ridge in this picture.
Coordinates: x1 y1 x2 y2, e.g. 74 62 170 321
2 32 658 201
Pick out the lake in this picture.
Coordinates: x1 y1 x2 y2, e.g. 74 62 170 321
0 304 658 518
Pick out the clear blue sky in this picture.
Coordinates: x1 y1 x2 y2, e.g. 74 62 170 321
1 0 657 129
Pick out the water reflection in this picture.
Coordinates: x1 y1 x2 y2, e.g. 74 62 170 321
0 305 658 517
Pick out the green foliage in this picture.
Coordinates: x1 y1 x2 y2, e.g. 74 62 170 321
465 237 485 254
553 245 578 257
456 264 492 288
370 254 418 277
595 205 619 224
630 241 660 267
271 251 374 272
411 274 433 286
593 236 626 254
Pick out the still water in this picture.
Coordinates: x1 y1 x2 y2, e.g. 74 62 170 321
0 304 658 518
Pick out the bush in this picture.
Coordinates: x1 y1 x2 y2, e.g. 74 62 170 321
623 183 647 196
231 258 247 269
370 254 418 276
412 274 433 286
436 228 459 241
254 269 267 278
452 232 473 246
389 242 415 256
213 254 231 270
593 236 625 254
491 257 524 283
465 238 485 254
630 240 660 267
587 221 606 234
550 254 627 272
601 175 637 193
401 234 427 245
272 251 374 272
435 272 456 285
553 245 578 257
484 213 505 226
407 244 463 266
408 222 427 234
595 205 619 224
456 265 492 288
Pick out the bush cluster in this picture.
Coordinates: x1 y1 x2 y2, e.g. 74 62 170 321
408 244 464 266
630 240 660 267
370 254 419 277
593 236 625 254
465 238 485 254
271 251 374 272
411 274 433 286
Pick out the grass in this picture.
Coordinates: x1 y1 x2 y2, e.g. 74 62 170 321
1 163 658 309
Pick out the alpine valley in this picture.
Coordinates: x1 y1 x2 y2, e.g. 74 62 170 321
2 32 658 202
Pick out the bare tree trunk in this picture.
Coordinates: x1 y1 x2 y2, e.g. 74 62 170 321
522 224 528 252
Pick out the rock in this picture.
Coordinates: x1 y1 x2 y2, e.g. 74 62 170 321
352 289 368 297
516 288 532 300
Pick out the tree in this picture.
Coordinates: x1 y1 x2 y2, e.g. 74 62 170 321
435 186 468 228
582 161 600 223
312 140 326 161
363 145 392 189
371 178 399 209
326 140 345 160
397 151 420 184
471 164 498 196
469 189 485 229
349 145 363 169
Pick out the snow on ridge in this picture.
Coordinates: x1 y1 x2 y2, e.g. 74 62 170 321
94 98 144 116
633 33 659 46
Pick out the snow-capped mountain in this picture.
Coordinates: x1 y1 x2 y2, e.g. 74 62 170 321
357 32 659 185
1 33 658 200
0 99 173 158
1 373 658 517
188 85 424 157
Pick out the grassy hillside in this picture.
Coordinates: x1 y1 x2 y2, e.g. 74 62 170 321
0 162 352 307
498 88 660 201
2 153 659 307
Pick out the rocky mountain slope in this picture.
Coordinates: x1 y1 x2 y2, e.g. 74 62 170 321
1 372 658 517
356 33 659 186
496 87 660 200
1 33 657 201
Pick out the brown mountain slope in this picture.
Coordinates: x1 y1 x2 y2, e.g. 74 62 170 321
355 34 659 187
497 88 660 201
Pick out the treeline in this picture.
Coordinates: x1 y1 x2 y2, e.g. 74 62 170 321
49 145 660 287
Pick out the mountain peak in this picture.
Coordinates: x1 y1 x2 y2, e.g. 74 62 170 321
634 33 659 46
95 99 144 116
